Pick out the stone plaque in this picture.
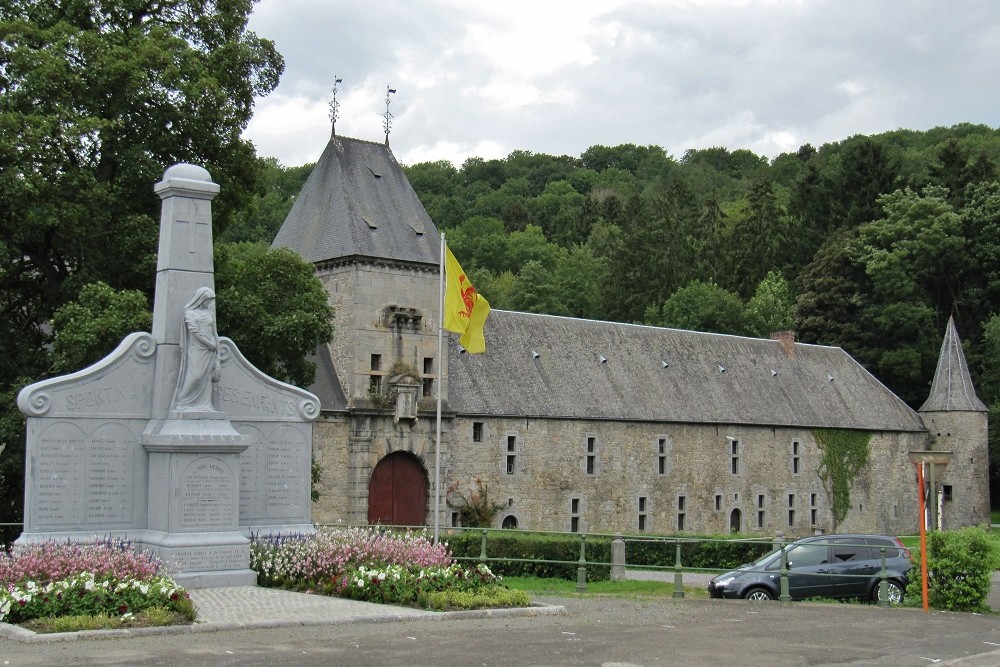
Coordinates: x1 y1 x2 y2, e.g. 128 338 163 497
85 422 134 523
33 422 86 525
237 424 267 521
164 545 249 572
267 425 308 519
180 457 236 529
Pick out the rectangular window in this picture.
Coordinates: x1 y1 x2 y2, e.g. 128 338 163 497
638 515 646 531
423 357 434 374
811 508 817 525
585 435 597 475
677 512 685 531
451 512 460 527
788 509 795 526
472 422 484 443
788 493 795 508
810 493 817 506
422 377 433 397
657 437 668 476
730 439 740 475
758 494 765 508
677 495 686 511
758 510 765 528
942 484 953 501
506 435 517 475
638 496 648 532
570 497 581 533
369 353 383 394
715 494 722 511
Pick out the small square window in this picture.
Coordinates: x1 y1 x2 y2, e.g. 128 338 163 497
942 484 953 501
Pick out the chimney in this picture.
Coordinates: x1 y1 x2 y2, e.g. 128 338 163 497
771 331 796 359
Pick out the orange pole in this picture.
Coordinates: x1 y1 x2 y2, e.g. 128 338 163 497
916 462 929 612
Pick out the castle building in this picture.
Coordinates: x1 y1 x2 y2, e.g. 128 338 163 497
273 135 989 536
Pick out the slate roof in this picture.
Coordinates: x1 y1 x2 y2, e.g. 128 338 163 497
272 137 440 266
919 316 986 413
307 344 348 412
447 310 928 432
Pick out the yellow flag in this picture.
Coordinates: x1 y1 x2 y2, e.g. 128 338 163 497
444 245 490 353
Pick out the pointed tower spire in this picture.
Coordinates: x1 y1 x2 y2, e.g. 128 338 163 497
919 316 987 412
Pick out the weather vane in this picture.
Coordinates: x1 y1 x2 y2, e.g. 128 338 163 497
328 76 343 137
383 86 396 145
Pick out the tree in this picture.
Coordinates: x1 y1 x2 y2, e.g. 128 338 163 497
744 272 794 338
214 243 333 388
646 280 745 335
49 282 152 374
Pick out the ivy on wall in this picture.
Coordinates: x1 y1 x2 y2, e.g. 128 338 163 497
813 429 873 527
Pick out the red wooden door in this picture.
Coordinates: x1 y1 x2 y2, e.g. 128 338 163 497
367 452 427 526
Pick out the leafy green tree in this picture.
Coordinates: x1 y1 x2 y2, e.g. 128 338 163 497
444 216 509 275
744 271 794 337
49 282 152 374
214 243 333 387
646 280 745 334
222 159 313 243
509 260 566 315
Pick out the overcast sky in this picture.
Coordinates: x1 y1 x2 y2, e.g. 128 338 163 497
242 0 1000 169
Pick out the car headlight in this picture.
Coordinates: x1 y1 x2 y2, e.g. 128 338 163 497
714 576 735 587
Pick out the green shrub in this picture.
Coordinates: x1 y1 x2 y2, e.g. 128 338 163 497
419 587 531 611
623 534 774 571
904 527 1000 612
446 531 612 581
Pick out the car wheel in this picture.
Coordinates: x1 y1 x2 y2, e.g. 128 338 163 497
873 580 904 605
743 587 774 601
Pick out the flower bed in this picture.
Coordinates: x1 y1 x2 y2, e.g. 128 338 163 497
0 539 194 627
251 527 530 610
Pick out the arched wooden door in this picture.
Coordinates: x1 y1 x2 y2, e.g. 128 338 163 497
729 508 742 533
367 452 427 526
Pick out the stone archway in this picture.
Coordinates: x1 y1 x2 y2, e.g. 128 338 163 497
367 452 427 526
729 508 742 533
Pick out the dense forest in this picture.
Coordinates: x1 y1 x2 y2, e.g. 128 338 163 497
231 124 1000 503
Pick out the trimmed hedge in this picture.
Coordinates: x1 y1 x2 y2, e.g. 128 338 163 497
624 533 774 571
446 531 612 581
445 531 777 581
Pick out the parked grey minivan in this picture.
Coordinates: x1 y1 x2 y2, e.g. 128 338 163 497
708 534 912 603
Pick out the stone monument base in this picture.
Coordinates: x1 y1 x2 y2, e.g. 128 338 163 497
143 529 257 588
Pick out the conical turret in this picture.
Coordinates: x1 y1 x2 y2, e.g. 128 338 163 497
919 316 986 413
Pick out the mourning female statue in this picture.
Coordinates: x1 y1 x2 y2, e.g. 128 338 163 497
171 286 222 413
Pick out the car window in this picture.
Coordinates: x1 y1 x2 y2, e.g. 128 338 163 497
832 537 872 562
865 537 899 559
787 542 828 567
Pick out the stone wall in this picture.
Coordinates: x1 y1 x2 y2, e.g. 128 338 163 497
311 412 929 537
921 410 991 528
317 261 443 406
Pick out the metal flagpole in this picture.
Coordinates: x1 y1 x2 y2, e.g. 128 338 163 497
433 232 445 544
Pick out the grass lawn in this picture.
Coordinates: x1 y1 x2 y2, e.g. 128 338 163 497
503 576 709 600
992 508 1000 526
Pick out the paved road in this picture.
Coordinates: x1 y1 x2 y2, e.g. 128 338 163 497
3 587 1000 666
